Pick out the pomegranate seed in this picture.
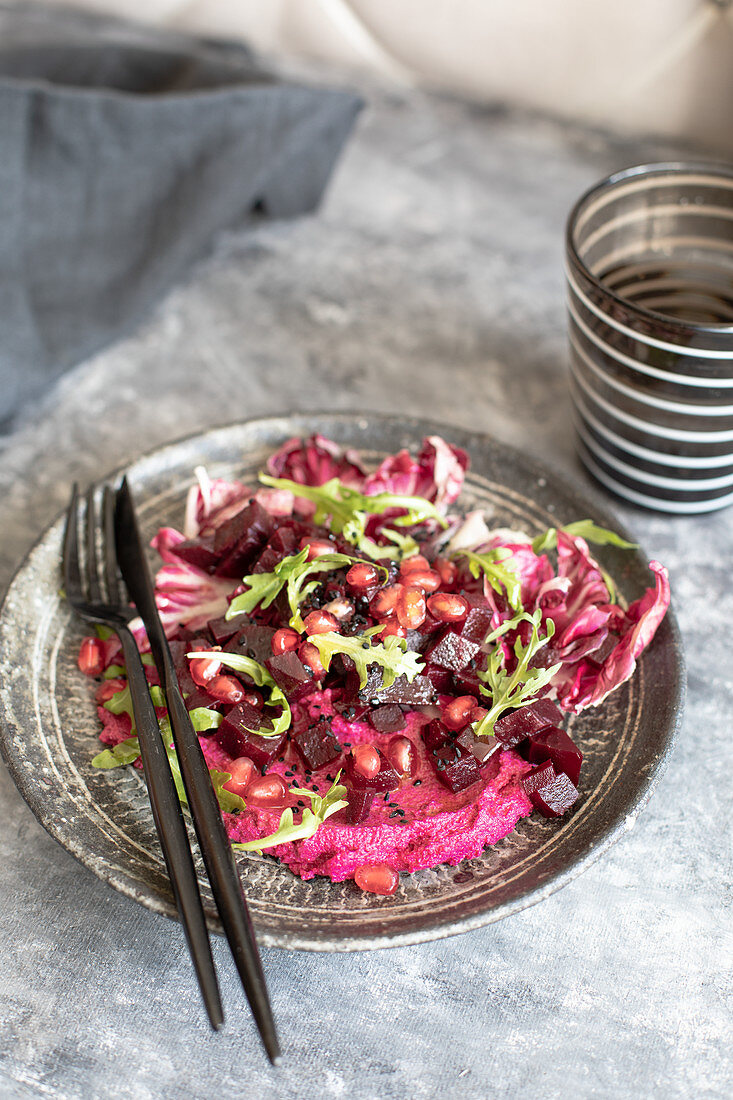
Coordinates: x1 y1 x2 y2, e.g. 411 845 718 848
78 636 105 676
272 628 300 655
300 538 335 560
323 597 354 621
245 773 288 808
354 864 399 896
378 621 406 640
434 558 457 586
370 584 403 619
427 593 469 623
222 756 256 798
403 569 441 594
241 691 263 710
206 674 245 705
346 562 380 590
442 695 478 731
352 744 381 779
399 554 430 577
396 585 427 630
95 677 126 704
299 641 325 678
386 735 416 777
189 653 222 687
303 610 339 636
470 706 489 725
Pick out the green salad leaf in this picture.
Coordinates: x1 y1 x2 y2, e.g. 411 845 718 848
187 650 291 737
473 608 562 739
206 769 247 814
91 726 242 814
258 475 447 559
102 663 126 680
231 773 348 852
453 547 523 612
226 547 388 631
308 628 424 690
531 519 637 556
91 735 141 769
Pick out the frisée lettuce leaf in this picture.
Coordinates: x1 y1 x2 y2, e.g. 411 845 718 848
231 773 348 852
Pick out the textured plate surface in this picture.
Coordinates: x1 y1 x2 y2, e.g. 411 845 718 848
0 414 684 950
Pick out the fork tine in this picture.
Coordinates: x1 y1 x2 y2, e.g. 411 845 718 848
62 483 82 599
102 486 121 605
85 486 102 605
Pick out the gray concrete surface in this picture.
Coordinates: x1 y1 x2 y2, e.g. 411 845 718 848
0 75 731 1100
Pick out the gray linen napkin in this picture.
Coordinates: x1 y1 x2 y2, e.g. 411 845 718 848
0 4 362 427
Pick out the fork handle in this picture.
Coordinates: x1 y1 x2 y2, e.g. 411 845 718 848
117 628 223 1029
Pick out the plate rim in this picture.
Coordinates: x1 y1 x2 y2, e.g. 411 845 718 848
0 411 686 951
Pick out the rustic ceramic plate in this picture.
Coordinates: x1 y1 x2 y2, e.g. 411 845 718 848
0 413 684 950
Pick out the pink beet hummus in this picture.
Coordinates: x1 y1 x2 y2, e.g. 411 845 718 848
199 690 534 881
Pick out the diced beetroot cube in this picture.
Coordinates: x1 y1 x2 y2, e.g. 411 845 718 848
251 546 280 574
451 667 484 698
479 748 501 783
173 537 219 572
225 623 277 665
424 630 481 672
521 760 556 798
460 606 494 646
404 623 441 652
333 700 371 722
369 704 406 733
293 719 342 770
493 698 564 748
169 637 208 696
269 527 299 555
213 500 271 553
213 502 274 577
185 688 221 712
367 674 436 707
219 699 265 733
329 654 361 701
425 666 453 694
331 787 375 825
430 741 481 792
423 718 451 750
524 726 583 787
265 652 314 700
345 749 400 791
214 703 285 766
528 771 579 818
455 727 502 780
207 613 245 646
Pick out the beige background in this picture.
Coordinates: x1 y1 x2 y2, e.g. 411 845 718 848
27 0 733 154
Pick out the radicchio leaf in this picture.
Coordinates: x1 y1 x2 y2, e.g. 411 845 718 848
553 560 670 712
363 435 468 511
182 467 251 539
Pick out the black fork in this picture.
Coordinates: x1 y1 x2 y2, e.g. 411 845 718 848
62 484 224 1029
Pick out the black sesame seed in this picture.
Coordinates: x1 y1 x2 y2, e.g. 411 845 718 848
297 800 305 808
413 779 422 786
284 770 294 777
389 810 401 818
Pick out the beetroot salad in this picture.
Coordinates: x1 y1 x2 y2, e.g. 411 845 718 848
80 434 671 896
